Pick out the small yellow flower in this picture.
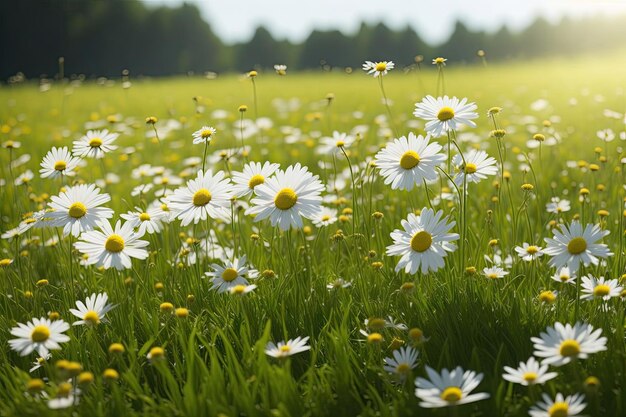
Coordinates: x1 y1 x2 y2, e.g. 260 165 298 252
103 368 119 380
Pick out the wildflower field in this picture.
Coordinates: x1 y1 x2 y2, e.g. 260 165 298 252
1 52 626 417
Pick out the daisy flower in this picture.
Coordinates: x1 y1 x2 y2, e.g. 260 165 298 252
414 366 489 408
502 357 557 386
168 170 233 226
274 64 287 75
120 207 166 235
362 61 394 77
327 278 352 290
383 346 419 380
551 267 576 284
74 220 149 270
543 221 612 271
546 197 571 214
386 208 459 275
9 317 70 357
39 147 81 179
483 266 508 280
205 256 250 293
514 243 544 262
69 293 115 326
312 206 338 227
47 184 114 237
452 150 498 186
316 131 355 155
529 393 586 417
374 132 446 191
413 96 478 137
531 322 607 366
72 129 118 159
192 126 216 145
231 161 280 198
48 382 79 409
580 275 622 301
229 284 257 296
245 163 324 231
265 336 311 358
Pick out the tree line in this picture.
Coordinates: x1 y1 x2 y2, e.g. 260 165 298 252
2 0 626 80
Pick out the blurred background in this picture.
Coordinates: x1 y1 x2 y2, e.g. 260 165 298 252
2 0 626 79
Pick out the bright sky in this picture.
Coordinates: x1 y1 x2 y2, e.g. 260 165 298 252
145 0 626 44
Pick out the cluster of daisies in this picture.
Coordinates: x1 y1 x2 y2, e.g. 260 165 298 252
1 58 622 415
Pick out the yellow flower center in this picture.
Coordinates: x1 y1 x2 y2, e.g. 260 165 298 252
335 140 345 147
593 284 611 297
368 318 386 330
367 333 383 343
410 231 432 253
396 363 411 374
567 237 587 255
274 188 298 210
201 129 213 139
559 339 581 357
440 386 463 402
83 310 100 325
105 234 125 253
231 284 246 294
57 382 72 397
68 202 87 219
54 160 67 171
193 188 212 206
400 150 421 170
248 174 265 189
548 402 569 417
221 268 239 282
89 137 103 147
526 246 539 254
375 62 387 72
560 274 569 282
488 273 499 279
522 372 538 383
464 163 478 174
321 215 331 221
139 212 151 221
280 345 291 353
31 325 50 343
437 106 455 121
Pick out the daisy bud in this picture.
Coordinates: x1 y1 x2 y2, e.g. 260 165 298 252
597 210 609 217
36 279 49 287
145 116 158 125
77 371 94 385
175 308 189 318
187 294 195 303
27 378 45 392
103 368 119 381
238 105 247 112
109 343 125 354
521 183 534 191
533 133 545 142
160 302 174 313
538 290 556 304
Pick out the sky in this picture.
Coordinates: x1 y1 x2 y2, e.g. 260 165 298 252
144 0 626 44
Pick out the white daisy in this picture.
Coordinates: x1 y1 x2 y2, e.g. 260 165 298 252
543 221 612 271
69 293 115 326
72 129 118 159
383 346 419 380
120 207 166 235
9 317 70 357
551 266 576 285
580 275 622 301
546 197 571 214
452 150 498 186
167 170 233 226
229 284 257 295
245 163 324 231
413 96 478 137
483 266 509 280
326 278 352 290
414 366 490 408
386 208 459 275
39 147 81 179
362 61 394 77
48 382 80 409
74 220 149 270
312 206 338 228
231 161 280 198
192 126 216 145
502 357 557 386
529 393 586 417
47 184 114 237
265 336 311 358
316 131 356 155
374 132 446 191
205 256 250 293
274 64 287 75
531 322 607 366
514 243 544 262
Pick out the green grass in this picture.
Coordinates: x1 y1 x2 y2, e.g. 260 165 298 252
1 52 625 417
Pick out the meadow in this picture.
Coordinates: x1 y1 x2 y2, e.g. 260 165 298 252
1 52 626 417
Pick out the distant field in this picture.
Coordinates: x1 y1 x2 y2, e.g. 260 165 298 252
1 53 625 417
